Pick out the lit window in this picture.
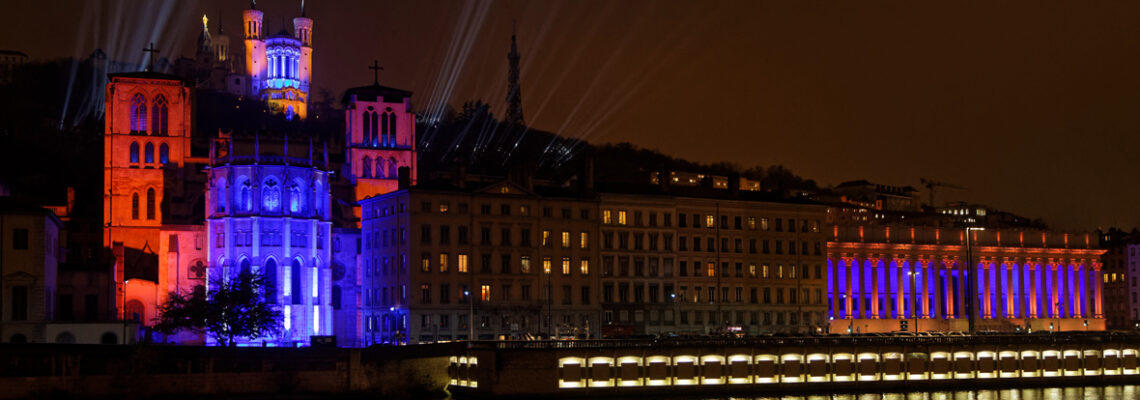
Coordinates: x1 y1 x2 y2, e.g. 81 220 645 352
542 230 551 246
580 232 589 249
543 257 552 274
580 259 589 275
313 306 320 334
748 217 756 230
762 264 769 278
311 268 318 297
481 284 492 302
440 253 449 272
707 262 715 277
777 265 784 279
618 211 627 225
521 256 531 273
520 205 529 216
749 264 757 277
457 253 468 273
761 218 770 231
561 232 570 248
562 257 571 275
705 215 714 228
284 305 292 330
439 203 449 214
603 210 612 224
421 255 430 272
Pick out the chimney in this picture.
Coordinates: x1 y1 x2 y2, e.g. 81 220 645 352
398 166 412 190
66 187 76 216
453 161 467 189
728 173 740 197
581 158 595 196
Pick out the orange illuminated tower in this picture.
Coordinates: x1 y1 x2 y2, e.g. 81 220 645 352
343 62 417 222
103 70 193 319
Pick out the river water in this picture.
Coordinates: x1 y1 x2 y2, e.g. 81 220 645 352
695 385 1137 400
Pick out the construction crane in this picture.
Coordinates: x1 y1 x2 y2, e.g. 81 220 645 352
920 178 966 208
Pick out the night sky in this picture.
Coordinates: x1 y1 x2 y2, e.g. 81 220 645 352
4 0 1140 230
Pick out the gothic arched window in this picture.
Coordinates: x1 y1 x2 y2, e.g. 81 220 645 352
131 192 140 219
239 178 252 211
291 258 303 305
159 143 169 164
375 158 385 179
144 143 154 163
361 156 372 178
130 93 147 134
264 258 277 301
313 181 323 216
370 111 379 147
215 178 227 213
239 258 251 277
384 112 397 146
146 188 156 220
289 183 303 214
362 109 372 145
388 158 398 179
262 178 280 211
151 95 168 135
129 142 139 163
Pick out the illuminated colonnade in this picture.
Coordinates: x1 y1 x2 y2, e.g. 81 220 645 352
826 225 1105 332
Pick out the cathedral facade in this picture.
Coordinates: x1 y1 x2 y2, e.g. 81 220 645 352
205 138 334 345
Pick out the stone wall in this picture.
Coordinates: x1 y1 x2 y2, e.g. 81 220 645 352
0 343 459 399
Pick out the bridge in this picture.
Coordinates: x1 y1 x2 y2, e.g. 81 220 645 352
449 334 1140 398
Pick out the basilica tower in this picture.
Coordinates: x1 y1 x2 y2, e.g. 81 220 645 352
242 3 266 95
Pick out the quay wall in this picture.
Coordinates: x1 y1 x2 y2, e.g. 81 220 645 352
0 343 459 399
449 334 1140 398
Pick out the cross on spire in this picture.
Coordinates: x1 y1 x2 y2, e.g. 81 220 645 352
369 60 384 85
142 42 160 72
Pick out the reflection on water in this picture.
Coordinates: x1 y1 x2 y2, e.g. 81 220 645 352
703 385 1136 400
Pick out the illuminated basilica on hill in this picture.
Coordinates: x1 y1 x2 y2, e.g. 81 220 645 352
177 2 312 120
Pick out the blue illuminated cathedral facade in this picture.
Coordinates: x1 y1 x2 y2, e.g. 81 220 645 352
205 136 333 345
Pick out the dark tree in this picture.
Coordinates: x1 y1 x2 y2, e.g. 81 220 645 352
155 272 282 346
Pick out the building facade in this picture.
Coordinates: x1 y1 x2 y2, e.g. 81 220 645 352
827 225 1106 333
600 194 829 336
205 136 333 345
0 200 63 343
360 181 831 344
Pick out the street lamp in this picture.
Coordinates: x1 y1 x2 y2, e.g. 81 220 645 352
909 270 920 333
964 226 985 335
464 290 473 340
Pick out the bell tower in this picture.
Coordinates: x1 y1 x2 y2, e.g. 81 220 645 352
103 65 192 319
243 2 265 96
343 60 417 224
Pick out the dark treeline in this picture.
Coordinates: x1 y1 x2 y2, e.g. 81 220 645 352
0 58 819 214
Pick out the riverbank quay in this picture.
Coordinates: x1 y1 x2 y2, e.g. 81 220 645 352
448 333 1140 399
